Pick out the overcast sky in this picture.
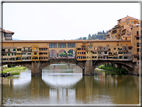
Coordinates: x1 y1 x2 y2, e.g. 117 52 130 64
3 3 140 40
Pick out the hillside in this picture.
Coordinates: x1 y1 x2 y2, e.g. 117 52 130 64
77 30 108 40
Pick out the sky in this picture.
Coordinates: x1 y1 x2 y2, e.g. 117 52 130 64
3 3 140 40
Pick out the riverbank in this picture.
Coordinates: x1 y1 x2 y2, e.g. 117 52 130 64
2 66 27 75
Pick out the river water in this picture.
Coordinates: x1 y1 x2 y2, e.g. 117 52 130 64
2 63 140 105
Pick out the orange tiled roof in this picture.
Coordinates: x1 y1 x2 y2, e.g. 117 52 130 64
117 15 138 22
0 28 14 34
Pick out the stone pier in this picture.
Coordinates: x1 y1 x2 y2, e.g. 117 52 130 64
31 61 42 76
84 60 94 76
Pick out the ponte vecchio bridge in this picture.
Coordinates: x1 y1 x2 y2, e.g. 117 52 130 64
2 40 140 76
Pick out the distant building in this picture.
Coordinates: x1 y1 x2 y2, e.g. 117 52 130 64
105 15 140 40
0 28 14 41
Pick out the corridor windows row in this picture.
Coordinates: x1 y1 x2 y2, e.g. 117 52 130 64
49 43 76 48
49 43 57 48
68 43 75 47
58 43 66 48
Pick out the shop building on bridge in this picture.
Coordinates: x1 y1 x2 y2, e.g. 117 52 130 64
1 15 141 67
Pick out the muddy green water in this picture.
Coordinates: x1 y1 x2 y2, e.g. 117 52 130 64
2 64 140 105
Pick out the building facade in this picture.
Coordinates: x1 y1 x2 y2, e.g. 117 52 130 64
1 15 141 72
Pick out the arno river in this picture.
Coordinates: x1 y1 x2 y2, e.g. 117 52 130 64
2 63 140 105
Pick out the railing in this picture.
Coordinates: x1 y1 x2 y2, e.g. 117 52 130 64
22 50 32 52
49 57 76 59
32 49 38 52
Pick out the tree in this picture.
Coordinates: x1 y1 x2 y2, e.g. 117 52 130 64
83 37 87 40
68 53 73 56
68 50 73 54
78 37 83 40
88 34 92 40
58 52 66 57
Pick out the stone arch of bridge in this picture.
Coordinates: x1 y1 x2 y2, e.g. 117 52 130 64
41 60 85 71
17 62 32 70
93 61 134 73
67 49 76 57
114 62 135 73
49 49 57 58
57 49 67 57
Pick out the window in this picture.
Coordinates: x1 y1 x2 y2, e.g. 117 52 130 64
137 31 139 35
117 44 119 46
137 48 139 52
16 53 21 55
5 34 12 37
28 48 31 51
28 53 31 55
89 46 92 49
108 45 109 46
2 53 7 56
137 43 139 47
119 56 123 59
127 22 129 24
136 37 139 40
114 48 116 50
8 49 10 52
22 53 26 55
58 43 66 48
121 44 122 46
17 49 21 51
78 52 79 54
104 52 107 54
49 43 57 48
12 53 13 56
8 53 10 56
13 49 16 51
68 43 75 47
2 49 5 51
32 57 38 59
34 53 37 55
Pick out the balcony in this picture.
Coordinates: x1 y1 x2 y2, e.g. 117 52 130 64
32 49 38 52
22 50 32 52
17 51 22 53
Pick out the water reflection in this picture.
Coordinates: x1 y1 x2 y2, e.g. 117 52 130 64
2 63 139 104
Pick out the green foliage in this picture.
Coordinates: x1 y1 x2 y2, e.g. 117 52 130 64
68 53 73 56
2 66 27 74
68 50 73 54
98 64 128 75
58 52 66 57
83 37 87 40
11 71 20 75
76 30 108 40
